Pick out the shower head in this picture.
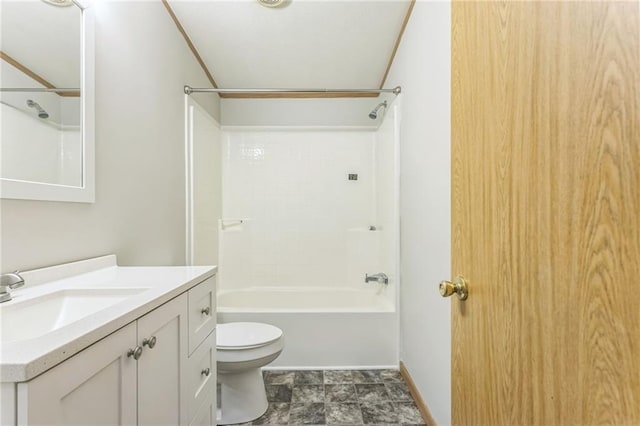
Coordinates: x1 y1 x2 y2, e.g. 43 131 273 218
26 99 49 119
368 101 388 120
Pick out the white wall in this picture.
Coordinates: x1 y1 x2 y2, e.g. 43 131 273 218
1 1 220 272
386 1 452 424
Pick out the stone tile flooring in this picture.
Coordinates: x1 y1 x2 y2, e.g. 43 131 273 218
226 369 426 425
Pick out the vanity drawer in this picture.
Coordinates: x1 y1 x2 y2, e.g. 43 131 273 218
186 329 216 423
188 276 216 355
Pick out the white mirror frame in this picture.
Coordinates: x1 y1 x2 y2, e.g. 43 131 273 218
0 6 95 203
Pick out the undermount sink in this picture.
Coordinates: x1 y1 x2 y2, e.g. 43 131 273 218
1 288 149 342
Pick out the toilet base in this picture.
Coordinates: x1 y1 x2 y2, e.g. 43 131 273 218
217 368 268 425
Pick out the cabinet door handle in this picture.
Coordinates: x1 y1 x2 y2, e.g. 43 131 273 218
201 367 211 377
142 336 157 349
201 306 210 316
127 346 143 360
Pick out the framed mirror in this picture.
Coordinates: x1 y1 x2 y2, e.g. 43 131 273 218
0 0 94 203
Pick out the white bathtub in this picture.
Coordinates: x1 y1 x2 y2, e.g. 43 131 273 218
217 287 394 312
216 287 398 369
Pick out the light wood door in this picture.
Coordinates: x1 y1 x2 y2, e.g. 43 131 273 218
451 1 639 425
137 294 188 426
17 323 137 425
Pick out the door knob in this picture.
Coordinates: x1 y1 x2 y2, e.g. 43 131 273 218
439 276 469 300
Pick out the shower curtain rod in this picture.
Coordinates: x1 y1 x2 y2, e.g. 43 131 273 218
183 85 402 95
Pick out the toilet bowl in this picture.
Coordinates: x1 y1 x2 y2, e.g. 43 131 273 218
216 322 284 425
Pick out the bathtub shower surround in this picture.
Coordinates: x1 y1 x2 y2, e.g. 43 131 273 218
218 292 396 368
220 129 377 290
1 93 81 187
217 287 394 312
217 108 400 368
220 125 398 297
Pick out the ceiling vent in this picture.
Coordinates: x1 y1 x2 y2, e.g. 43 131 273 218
257 0 286 8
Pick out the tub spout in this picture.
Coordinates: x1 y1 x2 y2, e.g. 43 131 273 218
365 273 388 285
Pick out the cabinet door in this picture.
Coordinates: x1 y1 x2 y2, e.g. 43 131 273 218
17 323 137 425
188 393 215 426
137 293 188 426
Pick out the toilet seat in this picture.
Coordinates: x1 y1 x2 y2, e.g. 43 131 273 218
217 322 283 350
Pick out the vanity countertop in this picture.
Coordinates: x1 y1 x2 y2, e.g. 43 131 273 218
0 255 216 382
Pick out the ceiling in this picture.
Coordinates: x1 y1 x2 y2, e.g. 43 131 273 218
166 0 413 92
0 0 81 89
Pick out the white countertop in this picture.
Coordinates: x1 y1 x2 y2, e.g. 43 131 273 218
0 255 216 382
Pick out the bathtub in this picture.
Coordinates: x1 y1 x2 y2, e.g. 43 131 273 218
216 287 398 369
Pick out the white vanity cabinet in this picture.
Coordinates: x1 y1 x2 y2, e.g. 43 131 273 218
137 293 188 426
16 321 138 425
12 276 216 426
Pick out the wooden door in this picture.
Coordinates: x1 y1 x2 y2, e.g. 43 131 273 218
137 294 188 426
451 2 639 425
17 323 137 425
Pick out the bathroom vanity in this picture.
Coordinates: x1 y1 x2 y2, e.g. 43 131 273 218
0 256 217 426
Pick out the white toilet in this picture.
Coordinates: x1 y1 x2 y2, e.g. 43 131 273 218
216 322 284 425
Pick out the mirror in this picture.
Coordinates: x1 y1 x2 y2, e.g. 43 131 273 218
0 0 94 203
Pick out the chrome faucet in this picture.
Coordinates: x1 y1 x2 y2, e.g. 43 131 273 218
365 273 389 285
0 271 25 303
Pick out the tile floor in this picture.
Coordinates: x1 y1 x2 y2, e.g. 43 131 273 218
225 369 426 425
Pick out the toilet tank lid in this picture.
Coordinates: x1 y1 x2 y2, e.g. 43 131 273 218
217 322 283 349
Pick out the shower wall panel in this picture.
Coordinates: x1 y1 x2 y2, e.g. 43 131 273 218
374 107 399 306
220 129 379 290
1 103 81 186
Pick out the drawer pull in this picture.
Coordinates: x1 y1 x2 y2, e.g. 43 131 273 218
201 367 211 377
127 346 143 360
200 306 211 316
142 336 157 349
